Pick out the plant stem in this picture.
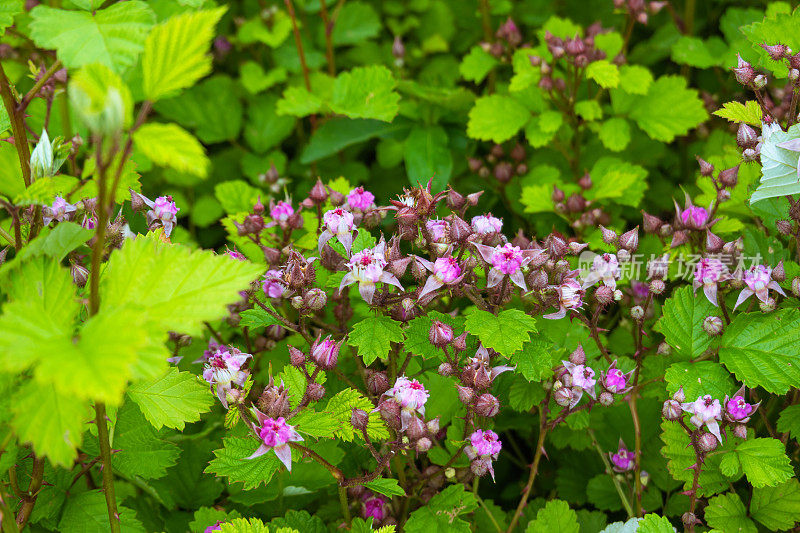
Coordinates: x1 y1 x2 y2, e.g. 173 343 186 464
319 0 336 76
338 486 351 526
506 407 548 533
95 402 121 533
0 62 32 187
588 428 634 518
14 456 43 530
18 59 62 112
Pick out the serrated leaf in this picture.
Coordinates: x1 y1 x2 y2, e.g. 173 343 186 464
128 368 214 430
331 1 380 45
238 307 280 329
102 234 262 336
112 400 180 480
404 125 452 191
713 101 762 126
654 286 716 360
661 420 734 497
618 65 653 95
218 518 271 533
363 478 405 497
598 117 631 152
324 388 387 442
525 499 579 533
586 60 619 89
587 475 623 512
329 66 399 122
29 2 155 73
464 309 536 356
142 7 226 100
348 316 404 366
206 433 282 490
734 438 793 488
750 478 800 531
751 123 800 203
704 492 756 533
635 514 674 533
133 123 209 178
719 309 800 394
289 409 338 438
510 338 555 382
664 361 733 401
575 100 602 121
467 94 530 143
58 491 144 532
276 86 324 117
0 0 22 34
460 45 497 83
777 404 800 441
584 157 647 207
405 484 477 533
671 36 727 68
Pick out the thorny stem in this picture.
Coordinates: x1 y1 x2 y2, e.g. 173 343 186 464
18 59 62 112
505 405 548 533
588 428 634 518
686 433 703 533
629 293 652 516
0 62 32 187
14 456 44 530
0 200 22 251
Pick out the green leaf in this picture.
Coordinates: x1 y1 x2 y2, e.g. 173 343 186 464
128 368 214 430
664 361 733 401
329 66 400 122
69 62 134 134
525 499 579 533
587 475 623 512
704 492 757 533
238 308 280 330
112 400 180 480
615 75 708 143
584 157 647 207
575 100 602 121
331 1 380 45
467 94 530 143
460 46 497 83
237 11 291 48
464 309 536 356
671 36 727 68
713 101 762 126
586 60 619 89
58 491 144 532
102 234 262 336
133 123 209 178
635 514 674 533
508 376 545 411
240 62 287 95
750 478 800 531
661 420 733 497
654 286 716 360
363 478 405 497
750 123 800 204
244 94 296 153
719 309 800 394
733 438 793 488
348 316 405 366
0 0 22 34
218 518 271 533
190 508 242 533
142 7 226 101
510 338 555 382
276 86 324 117
288 409 338 438
598 117 631 152
777 405 800 441
618 65 653 95
324 388 387 442
29 2 155 73
405 485 477 533
300 118 405 163
12 381 89 466
206 432 282 490
215 180 261 214
404 125 452 192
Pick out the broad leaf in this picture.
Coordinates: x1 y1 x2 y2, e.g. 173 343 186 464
468 94 530 143
133 123 209 178
348 316 404 366
750 478 800 531
465 309 536 356
704 492 756 533
733 438 793 488
329 66 400 122
525 499 579 533
654 286 717 360
128 368 214 430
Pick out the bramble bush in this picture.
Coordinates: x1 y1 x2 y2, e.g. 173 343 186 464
1 0 800 531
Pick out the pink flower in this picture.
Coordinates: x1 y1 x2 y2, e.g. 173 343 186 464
319 208 356 255
724 385 758 423
205 522 222 533
734 264 785 309
544 271 584 320
134 193 179 236
470 429 502 457
561 360 596 408
582 253 620 290
261 269 286 299
247 410 303 471
270 200 294 223
426 219 449 243
362 494 387 522
693 258 729 306
674 195 711 230
682 394 723 443
379 376 429 430
340 240 403 304
225 247 246 261
43 196 76 225
203 347 252 408
473 242 543 291
311 334 341 369
471 214 503 235
416 256 463 300
347 186 375 211
610 440 635 472
81 215 97 230
462 344 515 388
602 361 632 394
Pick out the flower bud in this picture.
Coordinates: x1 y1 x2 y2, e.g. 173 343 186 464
551 186 565 203
599 225 618 245
367 371 390 395
703 315 724 336
599 391 615 406
494 162 514 183
288 345 306 367
682 512 698 528
697 431 718 452
642 211 663 233
329 190 345 207
308 179 328 204
71 263 89 287
578 172 592 190
416 437 432 453
670 230 689 248
595 285 614 305
777 220 793 235
449 215 473 242
696 156 714 177
753 74 768 89
791 69 800 83
736 124 758 149
657 342 672 356
379 399 401 429
631 305 644 321
304 288 327 310
732 423 747 439
706 230 724 253
456 385 475 405
429 321 453 348
351 408 369 431
554 386 573 407
306 382 325 402
619 227 639 252
773 260 786 282
719 165 739 187
760 297 777 312
649 279 665 295
470 457 491 477
672 387 686 402
662 399 682 420
407 416 427 439
761 42 788 61
452 332 468 352
566 194 586 212
792 277 800 297
291 295 304 309
475 393 500 417
733 55 755 85
438 362 454 376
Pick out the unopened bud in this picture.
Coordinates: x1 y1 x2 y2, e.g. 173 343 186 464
619 227 639 252
71 263 89 287
457 385 475 405
773 260 786 282
309 179 328 204
438 362 454 376
306 382 325 402
429 321 453 347
642 211 663 233
288 345 306 367
595 285 614 305
673 387 686 402
649 279 665 294
732 423 747 439
569 344 586 365
599 225 617 245
554 386 573 407
736 124 758 149
703 315 724 336
367 371 390 395
351 408 369 431
631 305 644 320
416 437 432 453
696 156 714 176
474 393 500 417
452 332 468 352
777 220 793 235
291 295 304 309
792 276 800 297
759 297 777 312
718 165 739 187
752 74 768 89
657 342 671 356
599 391 614 406
698 431 718 452
662 399 682 420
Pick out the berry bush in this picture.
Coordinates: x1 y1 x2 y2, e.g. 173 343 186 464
0 0 800 532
